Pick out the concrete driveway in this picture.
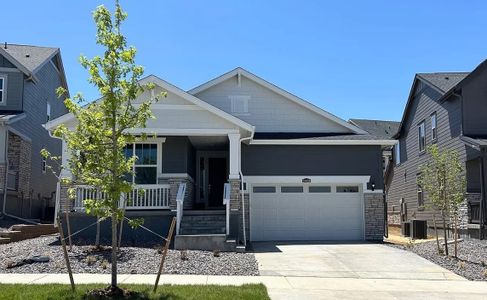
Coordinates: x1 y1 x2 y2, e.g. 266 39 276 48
252 242 487 299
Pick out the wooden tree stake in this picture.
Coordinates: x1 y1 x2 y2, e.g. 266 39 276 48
57 216 75 291
153 217 176 292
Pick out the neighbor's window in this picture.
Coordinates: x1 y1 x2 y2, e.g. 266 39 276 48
0 75 5 104
417 184 424 207
124 143 158 184
41 157 47 174
395 142 401 165
229 95 250 115
431 113 437 142
336 186 359 193
47 102 51 122
418 121 426 152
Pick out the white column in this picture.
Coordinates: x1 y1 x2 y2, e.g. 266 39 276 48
60 139 72 179
228 133 241 180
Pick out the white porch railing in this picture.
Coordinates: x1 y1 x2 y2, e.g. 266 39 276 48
73 184 171 211
223 183 231 235
175 183 187 235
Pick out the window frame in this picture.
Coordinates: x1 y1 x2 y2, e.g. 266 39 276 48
46 102 51 122
41 157 47 174
418 121 426 153
125 142 160 185
417 183 424 208
430 112 437 142
0 74 6 105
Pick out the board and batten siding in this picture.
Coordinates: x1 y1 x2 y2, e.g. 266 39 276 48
386 80 466 223
193 75 352 133
10 57 68 200
242 144 383 189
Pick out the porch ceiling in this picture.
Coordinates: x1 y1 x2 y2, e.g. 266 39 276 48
189 136 228 150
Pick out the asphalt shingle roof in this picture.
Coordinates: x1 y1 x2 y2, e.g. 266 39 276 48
417 72 469 93
349 119 400 139
253 132 387 141
2 44 58 73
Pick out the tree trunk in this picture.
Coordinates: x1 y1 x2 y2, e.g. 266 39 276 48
111 212 118 287
454 213 458 258
442 211 449 256
95 216 100 248
433 214 441 254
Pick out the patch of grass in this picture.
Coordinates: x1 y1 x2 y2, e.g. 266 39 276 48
0 283 269 300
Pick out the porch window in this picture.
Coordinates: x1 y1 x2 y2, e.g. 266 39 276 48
124 143 157 184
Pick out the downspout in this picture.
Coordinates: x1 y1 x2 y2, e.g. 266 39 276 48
1 129 37 224
238 128 255 247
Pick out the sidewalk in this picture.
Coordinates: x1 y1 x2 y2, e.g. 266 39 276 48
1 273 487 299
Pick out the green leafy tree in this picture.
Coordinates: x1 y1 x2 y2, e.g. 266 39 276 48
52 1 164 289
417 144 466 257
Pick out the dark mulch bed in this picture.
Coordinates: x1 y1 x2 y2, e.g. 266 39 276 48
388 239 487 281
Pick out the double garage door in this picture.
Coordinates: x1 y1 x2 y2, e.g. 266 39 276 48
250 183 364 241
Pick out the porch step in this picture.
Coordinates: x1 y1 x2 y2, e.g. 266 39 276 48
180 214 226 235
174 234 236 251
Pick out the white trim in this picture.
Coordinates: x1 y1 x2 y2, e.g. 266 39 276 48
188 68 367 134
125 128 240 136
244 175 371 191
45 75 255 135
250 139 397 146
139 104 204 110
0 74 7 105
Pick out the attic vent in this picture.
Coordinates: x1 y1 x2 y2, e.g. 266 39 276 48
25 54 30 58
229 95 250 115
444 76 449 80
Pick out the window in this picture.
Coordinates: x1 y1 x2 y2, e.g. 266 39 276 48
431 113 437 141
309 186 331 193
229 95 250 115
418 121 425 152
336 186 359 193
253 186 276 193
0 75 5 104
124 143 158 184
417 184 424 207
281 186 304 193
47 102 51 122
41 157 47 174
395 142 401 165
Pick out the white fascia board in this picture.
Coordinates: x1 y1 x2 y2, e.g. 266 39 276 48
250 139 398 146
188 68 367 134
44 112 74 130
140 75 254 133
124 128 240 136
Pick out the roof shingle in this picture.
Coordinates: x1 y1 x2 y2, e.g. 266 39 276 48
1 44 58 73
416 72 469 93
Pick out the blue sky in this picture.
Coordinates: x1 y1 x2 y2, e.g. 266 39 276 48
3 1 487 121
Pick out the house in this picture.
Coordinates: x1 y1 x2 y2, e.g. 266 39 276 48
386 60 487 239
45 68 395 249
349 119 400 172
0 43 68 220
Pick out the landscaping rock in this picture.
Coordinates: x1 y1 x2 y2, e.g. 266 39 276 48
388 239 487 281
0 236 259 275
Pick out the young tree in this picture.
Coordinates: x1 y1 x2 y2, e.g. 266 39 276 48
417 144 466 257
52 1 163 290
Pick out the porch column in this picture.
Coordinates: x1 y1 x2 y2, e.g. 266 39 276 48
228 133 241 180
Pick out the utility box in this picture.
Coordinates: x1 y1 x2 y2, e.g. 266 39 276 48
401 221 411 237
411 220 428 239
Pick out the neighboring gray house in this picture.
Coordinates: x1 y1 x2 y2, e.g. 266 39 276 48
0 43 68 220
386 60 487 239
46 68 394 250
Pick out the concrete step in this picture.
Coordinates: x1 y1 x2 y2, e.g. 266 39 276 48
0 237 11 245
180 228 226 235
174 234 236 251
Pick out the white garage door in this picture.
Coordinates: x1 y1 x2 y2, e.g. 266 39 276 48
250 184 364 241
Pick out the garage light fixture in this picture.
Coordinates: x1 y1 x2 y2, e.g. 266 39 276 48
302 178 311 183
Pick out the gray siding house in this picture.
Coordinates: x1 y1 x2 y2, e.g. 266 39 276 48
386 60 487 238
46 68 394 249
0 43 68 220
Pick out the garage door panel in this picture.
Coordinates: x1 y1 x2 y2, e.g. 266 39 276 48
251 183 364 241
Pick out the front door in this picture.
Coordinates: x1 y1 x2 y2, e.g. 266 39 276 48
208 157 227 208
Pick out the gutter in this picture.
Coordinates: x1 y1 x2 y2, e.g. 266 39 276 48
238 127 255 248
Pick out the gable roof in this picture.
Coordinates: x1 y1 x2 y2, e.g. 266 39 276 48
349 119 399 139
394 71 470 139
45 74 255 134
188 67 367 134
